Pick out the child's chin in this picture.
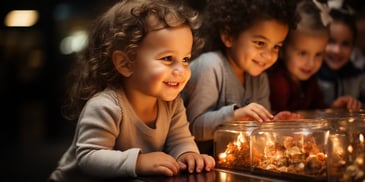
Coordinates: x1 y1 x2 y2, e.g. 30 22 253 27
162 95 179 101
249 70 264 77
299 75 311 81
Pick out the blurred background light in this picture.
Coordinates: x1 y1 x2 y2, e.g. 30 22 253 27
59 30 88 55
5 10 39 27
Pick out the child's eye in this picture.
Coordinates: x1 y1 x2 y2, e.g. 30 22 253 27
315 52 324 59
299 51 307 57
342 41 352 48
182 57 191 64
273 45 282 51
254 41 266 47
161 56 173 62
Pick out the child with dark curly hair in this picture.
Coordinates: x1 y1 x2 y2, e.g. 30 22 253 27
182 0 300 155
48 0 215 181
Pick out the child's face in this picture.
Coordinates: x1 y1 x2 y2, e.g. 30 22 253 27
284 31 328 82
129 25 193 101
224 20 288 76
325 21 354 71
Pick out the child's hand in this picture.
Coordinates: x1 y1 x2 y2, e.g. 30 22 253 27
177 152 215 174
136 152 180 176
273 111 302 120
331 96 362 110
234 103 274 122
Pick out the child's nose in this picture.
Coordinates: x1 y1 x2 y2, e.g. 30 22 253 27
172 62 187 75
261 49 275 61
307 57 315 67
331 44 342 53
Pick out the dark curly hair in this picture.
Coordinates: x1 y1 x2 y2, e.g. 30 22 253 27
199 0 299 53
62 0 204 121
329 8 357 42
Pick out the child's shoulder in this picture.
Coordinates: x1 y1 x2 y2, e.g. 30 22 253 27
191 51 227 70
80 89 122 120
87 89 119 107
194 51 223 61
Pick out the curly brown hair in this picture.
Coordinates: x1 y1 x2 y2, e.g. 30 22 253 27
62 0 204 121
199 0 299 53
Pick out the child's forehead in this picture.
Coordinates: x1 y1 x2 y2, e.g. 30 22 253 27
237 19 289 43
244 19 288 34
292 26 329 38
289 32 329 48
329 21 355 40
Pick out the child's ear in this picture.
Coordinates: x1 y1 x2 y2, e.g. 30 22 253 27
220 26 233 48
112 50 134 77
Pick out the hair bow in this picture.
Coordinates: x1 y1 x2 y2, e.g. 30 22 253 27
313 0 333 26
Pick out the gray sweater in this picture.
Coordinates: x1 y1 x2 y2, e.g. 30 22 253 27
49 89 199 181
182 51 270 154
317 62 365 108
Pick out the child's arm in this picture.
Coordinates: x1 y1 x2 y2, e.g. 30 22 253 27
176 152 215 173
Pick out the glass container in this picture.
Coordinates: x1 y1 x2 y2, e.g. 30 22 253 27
214 121 258 171
327 116 365 182
250 119 329 181
296 109 365 119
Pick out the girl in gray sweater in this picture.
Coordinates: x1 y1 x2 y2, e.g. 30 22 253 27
182 0 301 155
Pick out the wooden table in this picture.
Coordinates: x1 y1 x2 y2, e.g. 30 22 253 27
108 168 293 182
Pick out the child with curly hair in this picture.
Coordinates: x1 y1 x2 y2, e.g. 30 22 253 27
182 0 300 155
48 0 215 181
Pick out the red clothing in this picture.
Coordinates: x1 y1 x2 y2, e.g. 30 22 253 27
268 65 327 112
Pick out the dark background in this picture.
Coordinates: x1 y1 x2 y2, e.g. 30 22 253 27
1 1 118 181
0 0 362 181
0 0 206 181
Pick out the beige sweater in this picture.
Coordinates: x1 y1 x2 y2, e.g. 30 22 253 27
49 88 199 181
